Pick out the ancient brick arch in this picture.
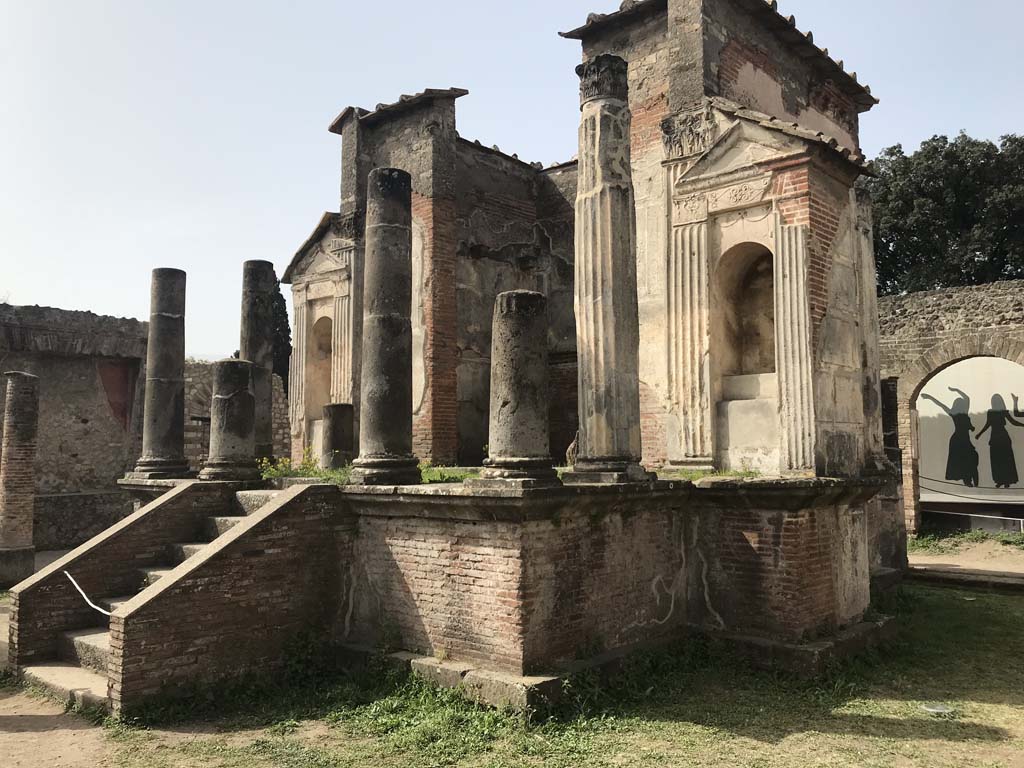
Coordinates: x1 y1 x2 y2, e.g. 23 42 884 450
879 280 1024 532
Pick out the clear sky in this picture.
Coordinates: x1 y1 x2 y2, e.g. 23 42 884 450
2 0 1022 358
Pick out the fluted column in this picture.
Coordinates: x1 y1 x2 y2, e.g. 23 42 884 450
564 54 652 485
289 298 307 460
349 168 421 485
774 215 815 471
128 268 191 479
198 359 260 481
240 260 277 461
467 291 560 490
0 372 39 587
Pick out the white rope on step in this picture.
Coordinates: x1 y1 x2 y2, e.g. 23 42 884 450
63 571 112 617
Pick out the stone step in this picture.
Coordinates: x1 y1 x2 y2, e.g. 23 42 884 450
207 515 247 538
58 628 110 674
97 595 136 613
23 662 109 711
138 566 174 588
234 489 280 515
167 542 208 565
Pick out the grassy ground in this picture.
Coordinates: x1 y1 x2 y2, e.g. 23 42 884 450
88 584 1024 768
908 527 1024 555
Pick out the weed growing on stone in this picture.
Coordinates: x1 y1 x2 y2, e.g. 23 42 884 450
418 462 480 484
908 527 1024 554
258 450 352 485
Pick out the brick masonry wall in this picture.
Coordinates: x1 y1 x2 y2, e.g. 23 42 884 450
33 491 133 551
345 512 525 673
520 497 687 673
878 280 1024 530
689 486 870 641
111 484 346 708
184 360 289 469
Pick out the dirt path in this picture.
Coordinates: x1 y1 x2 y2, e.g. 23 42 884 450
0 689 112 768
910 539 1024 575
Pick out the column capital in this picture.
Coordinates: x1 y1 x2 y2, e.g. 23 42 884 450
577 53 629 107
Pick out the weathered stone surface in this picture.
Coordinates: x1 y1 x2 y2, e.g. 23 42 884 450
469 291 559 489
198 360 259 481
564 54 650 485
350 168 421 486
129 269 190 479
0 371 39 587
321 403 354 469
239 260 277 461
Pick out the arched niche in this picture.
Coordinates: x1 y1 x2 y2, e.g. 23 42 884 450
714 242 775 378
711 241 779 473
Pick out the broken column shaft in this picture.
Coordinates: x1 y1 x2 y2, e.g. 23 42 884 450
0 371 39 587
240 259 277 461
565 53 650 484
350 168 421 485
469 291 559 489
199 359 260 481
129 268 191 479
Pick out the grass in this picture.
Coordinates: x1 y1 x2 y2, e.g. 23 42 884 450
907 526 1024 554
258 453 479 486
92 584 1024 768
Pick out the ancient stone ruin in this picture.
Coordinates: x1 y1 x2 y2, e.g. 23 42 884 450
5 0 905 716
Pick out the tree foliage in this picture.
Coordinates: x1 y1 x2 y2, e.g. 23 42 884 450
272 280 292 395
863 132 1024 295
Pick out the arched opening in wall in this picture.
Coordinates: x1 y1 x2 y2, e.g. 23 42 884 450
712 242 778 473
306 316 333 456
910 355 1024 572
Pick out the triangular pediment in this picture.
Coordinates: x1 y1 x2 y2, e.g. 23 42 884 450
675 116 805 187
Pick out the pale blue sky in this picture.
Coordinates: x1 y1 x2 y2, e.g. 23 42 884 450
2 0 1022 358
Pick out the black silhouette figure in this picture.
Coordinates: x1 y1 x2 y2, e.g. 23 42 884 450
975 394 1024 488
921 386 979 487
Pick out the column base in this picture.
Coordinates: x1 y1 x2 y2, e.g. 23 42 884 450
125 457 194 481
562 458 655 485
198 460 261 482
465 459 562 490
0 546 35 589
349 455 422 486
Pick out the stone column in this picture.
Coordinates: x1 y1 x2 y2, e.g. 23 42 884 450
468 291 559 489
198 359 260 481
564 54 652 485
350 168 421 486
129 268 191 479
321 403 355 469
240 259 277 461
0 372 39 587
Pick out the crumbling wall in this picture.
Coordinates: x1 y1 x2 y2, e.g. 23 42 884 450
453 142 576 464
702 0 859 151
0 304 146 549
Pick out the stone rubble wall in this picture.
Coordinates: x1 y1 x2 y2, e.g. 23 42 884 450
183 360 290 470
877 280 1024 531
0 304 147 550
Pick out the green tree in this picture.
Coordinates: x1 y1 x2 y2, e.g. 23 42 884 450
272 280 292 395
863 132 1024 294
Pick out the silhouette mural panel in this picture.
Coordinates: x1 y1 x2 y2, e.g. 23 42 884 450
917 358 1024 506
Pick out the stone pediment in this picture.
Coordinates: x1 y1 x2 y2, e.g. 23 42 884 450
292 238 353 282
672 118 803 189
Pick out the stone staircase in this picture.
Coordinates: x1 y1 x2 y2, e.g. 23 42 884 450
16 488 281 710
